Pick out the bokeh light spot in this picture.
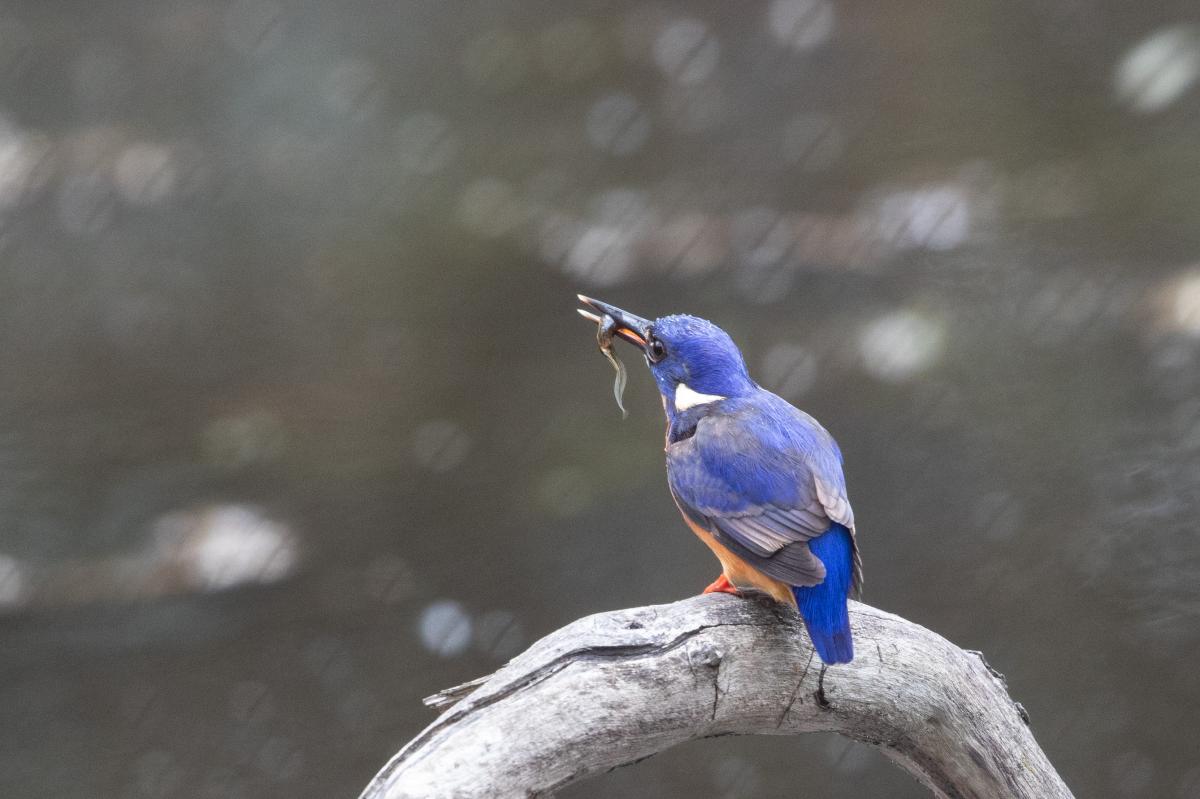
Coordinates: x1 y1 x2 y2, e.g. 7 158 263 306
321 59 384 123
865 184 972 252
537 212 582 264
0 553 27 608
418 599 473 658
653 213 725 277
585 92 650 156
767 0 835 52
564 224 636 286
395 111 459 175
731 206 794 269
859 311 945 382
202 410 287 469
0 121 51 210
412 419 472 473
114 143 177 206
653 18 719 85
153 504 300 592
1115 25 1200 113
1153 268 1200 337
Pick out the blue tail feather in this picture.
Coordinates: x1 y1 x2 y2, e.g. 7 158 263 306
792 524 854 664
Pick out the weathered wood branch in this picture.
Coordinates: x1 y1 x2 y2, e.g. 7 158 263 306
360 595 1074 799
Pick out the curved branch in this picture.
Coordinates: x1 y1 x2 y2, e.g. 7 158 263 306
359 596 1074 799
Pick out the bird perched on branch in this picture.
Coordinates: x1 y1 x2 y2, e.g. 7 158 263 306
578 296 862 664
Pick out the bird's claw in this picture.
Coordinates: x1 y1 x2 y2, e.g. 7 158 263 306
702 574 742 596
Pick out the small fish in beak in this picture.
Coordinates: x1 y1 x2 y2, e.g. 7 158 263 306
578 295 652 418
596 314 629 418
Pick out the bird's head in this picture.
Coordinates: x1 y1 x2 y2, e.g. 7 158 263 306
578 295 755 414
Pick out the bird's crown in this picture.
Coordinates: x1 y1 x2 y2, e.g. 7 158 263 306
649 314 753 397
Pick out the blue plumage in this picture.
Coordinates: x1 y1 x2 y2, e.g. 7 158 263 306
578 299 863 665
793 524 855 664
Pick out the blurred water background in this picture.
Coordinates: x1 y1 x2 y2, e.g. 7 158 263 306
2 1 1200 797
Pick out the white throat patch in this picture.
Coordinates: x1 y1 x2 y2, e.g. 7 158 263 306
674 383 726 411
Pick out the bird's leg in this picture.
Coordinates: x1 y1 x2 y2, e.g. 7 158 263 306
702 574 742 596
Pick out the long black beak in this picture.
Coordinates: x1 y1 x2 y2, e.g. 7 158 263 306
576 295 652 348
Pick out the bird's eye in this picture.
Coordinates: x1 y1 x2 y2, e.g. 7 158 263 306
647 338 667 363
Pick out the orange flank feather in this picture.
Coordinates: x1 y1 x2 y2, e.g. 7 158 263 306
679 511 797 606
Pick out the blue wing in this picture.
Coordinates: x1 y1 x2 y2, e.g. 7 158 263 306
667 392 862 592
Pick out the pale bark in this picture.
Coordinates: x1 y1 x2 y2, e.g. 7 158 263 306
360 595 1073 799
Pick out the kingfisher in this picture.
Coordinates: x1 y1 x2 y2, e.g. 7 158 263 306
577 296 862 664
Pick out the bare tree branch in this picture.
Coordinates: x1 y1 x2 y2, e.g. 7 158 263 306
360 595 1074 799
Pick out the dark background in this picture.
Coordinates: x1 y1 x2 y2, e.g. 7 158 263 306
2 1 1199 797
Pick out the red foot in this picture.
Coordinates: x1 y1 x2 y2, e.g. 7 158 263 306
702 574 741 596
